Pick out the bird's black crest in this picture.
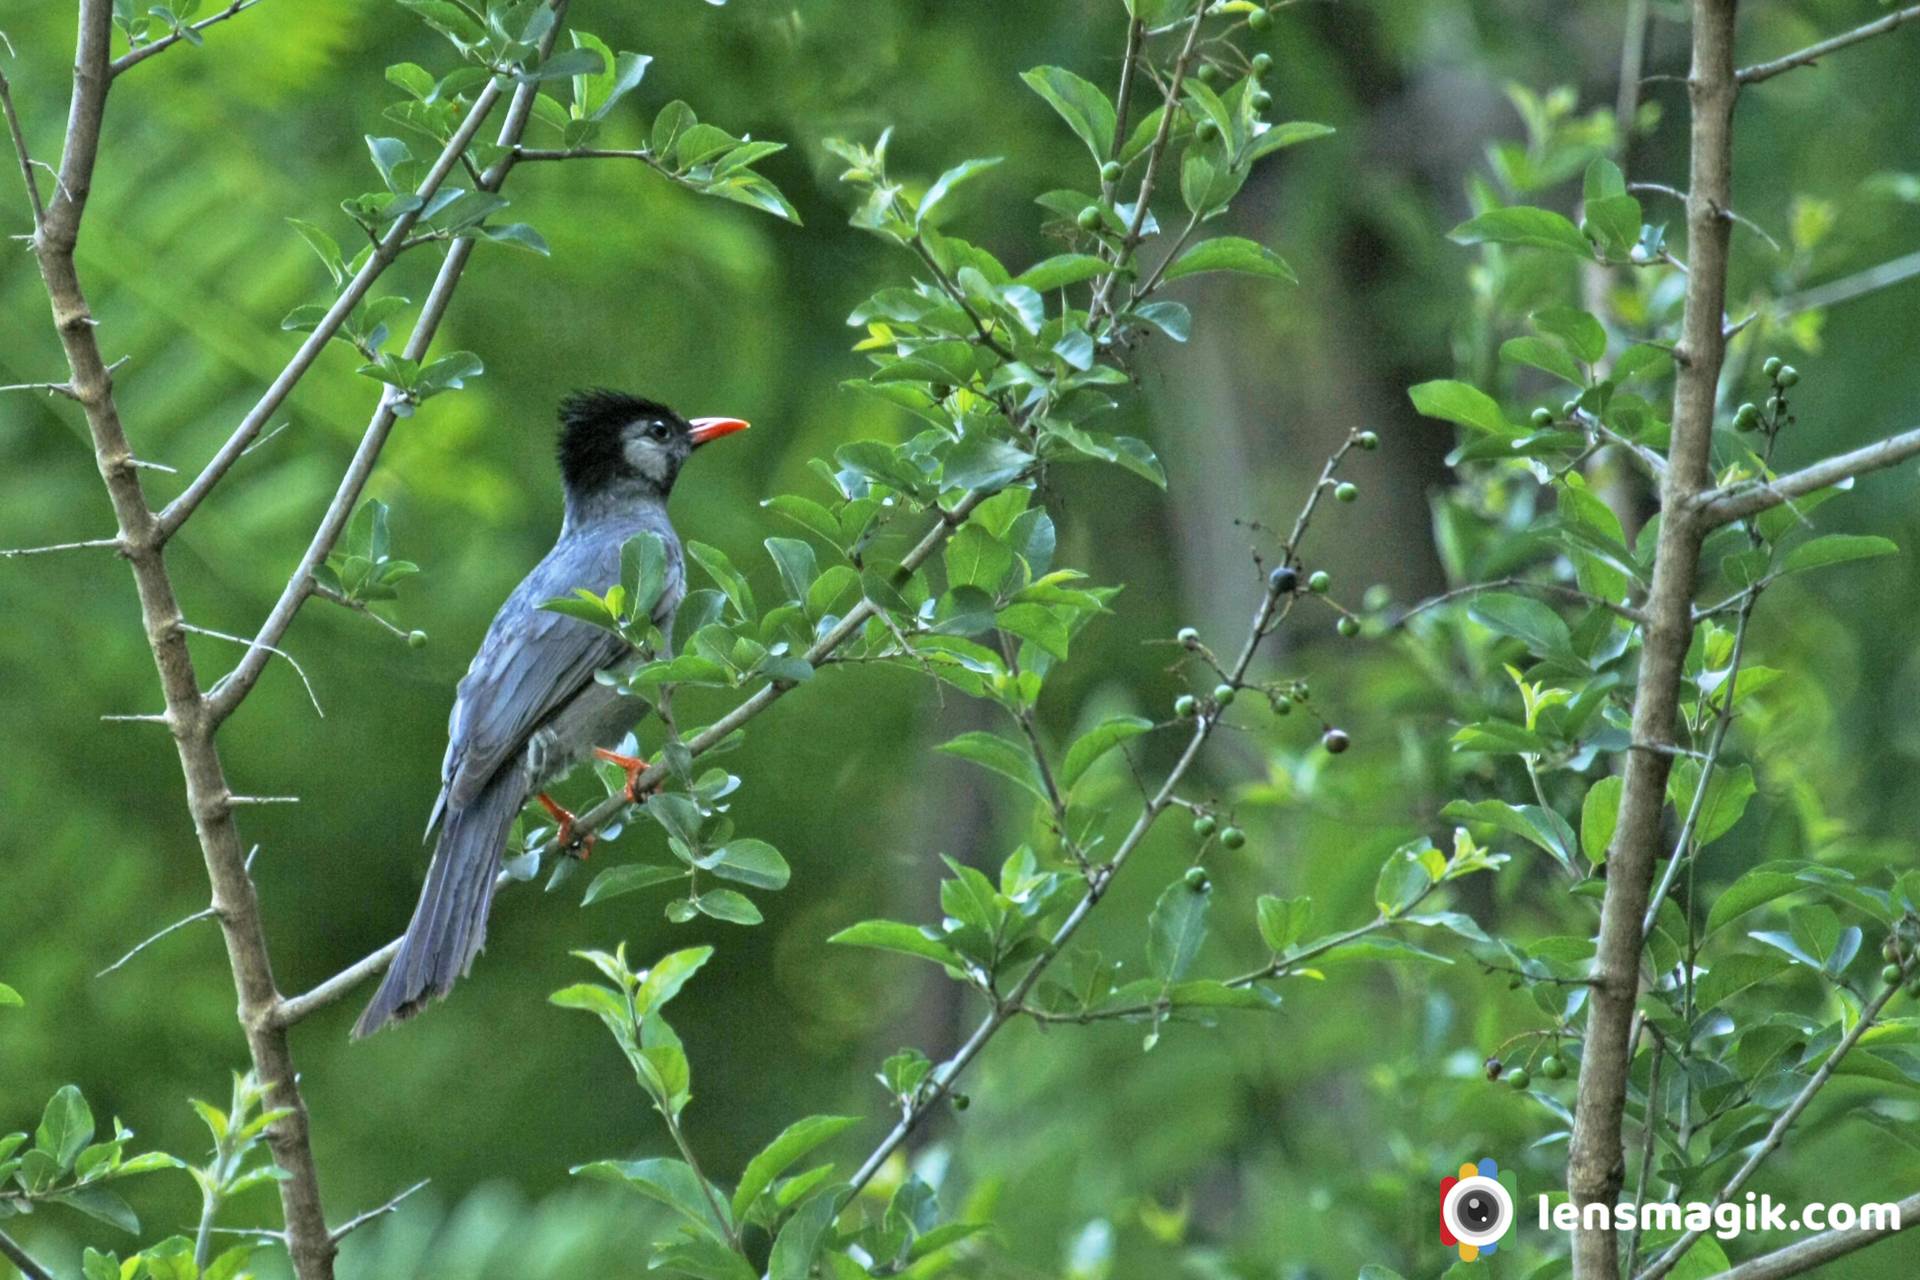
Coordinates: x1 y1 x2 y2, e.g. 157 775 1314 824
556 388 684 493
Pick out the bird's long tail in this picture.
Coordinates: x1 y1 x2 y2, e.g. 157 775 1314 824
351 775 521 1039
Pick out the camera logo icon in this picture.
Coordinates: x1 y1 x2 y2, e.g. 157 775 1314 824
1440 1158 1516 1261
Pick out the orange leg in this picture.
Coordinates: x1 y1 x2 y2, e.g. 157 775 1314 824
593 748 657 803
537 792 595 859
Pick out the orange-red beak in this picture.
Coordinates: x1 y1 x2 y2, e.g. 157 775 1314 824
688 416 750 447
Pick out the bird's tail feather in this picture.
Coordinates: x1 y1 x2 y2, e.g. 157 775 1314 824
352 776 520 1039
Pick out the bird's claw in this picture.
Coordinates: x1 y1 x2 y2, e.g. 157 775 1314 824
593 748 657 804
537 792 595 860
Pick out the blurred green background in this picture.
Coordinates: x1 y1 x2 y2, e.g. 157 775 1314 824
5 1 1920 1277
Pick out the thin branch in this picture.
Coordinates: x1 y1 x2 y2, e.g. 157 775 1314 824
1736 4 1920 85
1701 1188 1920 1280
1690 424 1920 528
1774 248 1920 318
0 1229 54 1280
109 0 264 76
189 622 324 717
0 535 119 558
1392 576 1647 629
156 76 507 541
327 1178 429 1245
0 377 77 399
204 18 565 723
275 940 400 1027
1622 983 1665 1276
0 68 46 230
1636 980 1902 1280
1629 183 1780 253
310 580 414 641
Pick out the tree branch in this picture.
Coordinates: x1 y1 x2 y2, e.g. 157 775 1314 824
1636 980 1902 1280
1568 6 1739 1279
1690 425 1920 528
0 67 46 231
1701 1188 1920 1280
156 77 508 540
0 535 119 558
1392 576 1647 629
1736 4 1920 85
204 14 567 724
327 1178 429 1245
109 0 265 76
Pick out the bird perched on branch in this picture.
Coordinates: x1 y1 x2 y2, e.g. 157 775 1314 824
353 390 749 1038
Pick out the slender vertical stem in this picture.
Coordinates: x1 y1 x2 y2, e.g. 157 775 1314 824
1567 6 1740 1280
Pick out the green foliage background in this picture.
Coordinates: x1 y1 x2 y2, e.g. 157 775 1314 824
4 1 1920 1276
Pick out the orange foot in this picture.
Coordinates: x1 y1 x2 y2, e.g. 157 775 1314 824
593 748 659 803
537 792 595 859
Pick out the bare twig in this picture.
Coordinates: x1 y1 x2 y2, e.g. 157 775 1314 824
1701 1188 1920 1280
1629 183 1780 253
327 1178 429 1245
1690 425 1920 528
189 622 324 717
1636 980 1902 1280
1622 1037 1664 1277
0 535 118 558
1568 7 1740 1279
109 0 264 76
0 377 77 398
0 68 45 230
1775 249 1920 317
1736 4 1920 85
1393 576 1646 629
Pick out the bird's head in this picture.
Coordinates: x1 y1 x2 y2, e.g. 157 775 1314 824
556 388 749 505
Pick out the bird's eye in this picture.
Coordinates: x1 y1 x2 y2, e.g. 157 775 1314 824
648 422 670 442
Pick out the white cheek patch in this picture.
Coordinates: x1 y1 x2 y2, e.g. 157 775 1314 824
621 435 670 485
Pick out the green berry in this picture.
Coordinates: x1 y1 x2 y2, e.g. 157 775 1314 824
1194 118 1218 141
1291 683 1310 702
1175 694 1199 718
1335 482 1358 503
1762 356 1782 377
1307 570 1331 594
1540 1054 1566 1080
1272 696 1292 716
1777 365 1800 388
1883 938 1901 962
1733 403 1760 431
1193 815 1217 838
1506 1068 1530 1091
1100 160 1122 184
1250 89 1272 110
951 1092 970 1111
1076 205 1102 231
1337 616 1360 638
1269 566 1299 594
1885 964 1904 986
407 630 428 649
1322 727 1350 754
1195 62 1221 84
1213 683 1237 706
1251 52 1273 74
1247 6 1273 31
1220 826 1246 850
1178 626 1201 647
1531 407 1554 427
1562 399 1580 418
1355 430 1379 450
1185 866 1211 891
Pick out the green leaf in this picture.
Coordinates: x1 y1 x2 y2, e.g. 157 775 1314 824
1255 894 1312 952
687 540 757 620
1408 379 1516 437
573 1157 730 1240
414 350 484 396
1245 120 1335 162
769 1183 846 1280
936 731 1046 800
918 156 1002 228
1441 799 1576 873
1581 775 1622 864
1695 953 1790 1012
49 1186 138 1234
943 435 1033 492
1449 206 1593 257
694 889 763 925
287 218 345 285
1667 761 1756 847
621 530 671 620
1468 593 1574 661
731 1116 861 1220
1531 306 1608 363
1059 715 1154 789
1161 236 1296 284
763 536 818 605
995 602 1070 660
828 921 967 970
0 982 20 1008
1781 534 1898 575
1147 878 1211 984
944 524 1014 594
1013 253 1110 291
1019 65 1116 161
705 839 790 890
37 1085 94 1172
1500 335 1584 386
1707 866 1813 935
636 946 714 1014
581 862 686 905
1374 843 1436 916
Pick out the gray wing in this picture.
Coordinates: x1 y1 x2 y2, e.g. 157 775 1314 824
428 525 679 829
